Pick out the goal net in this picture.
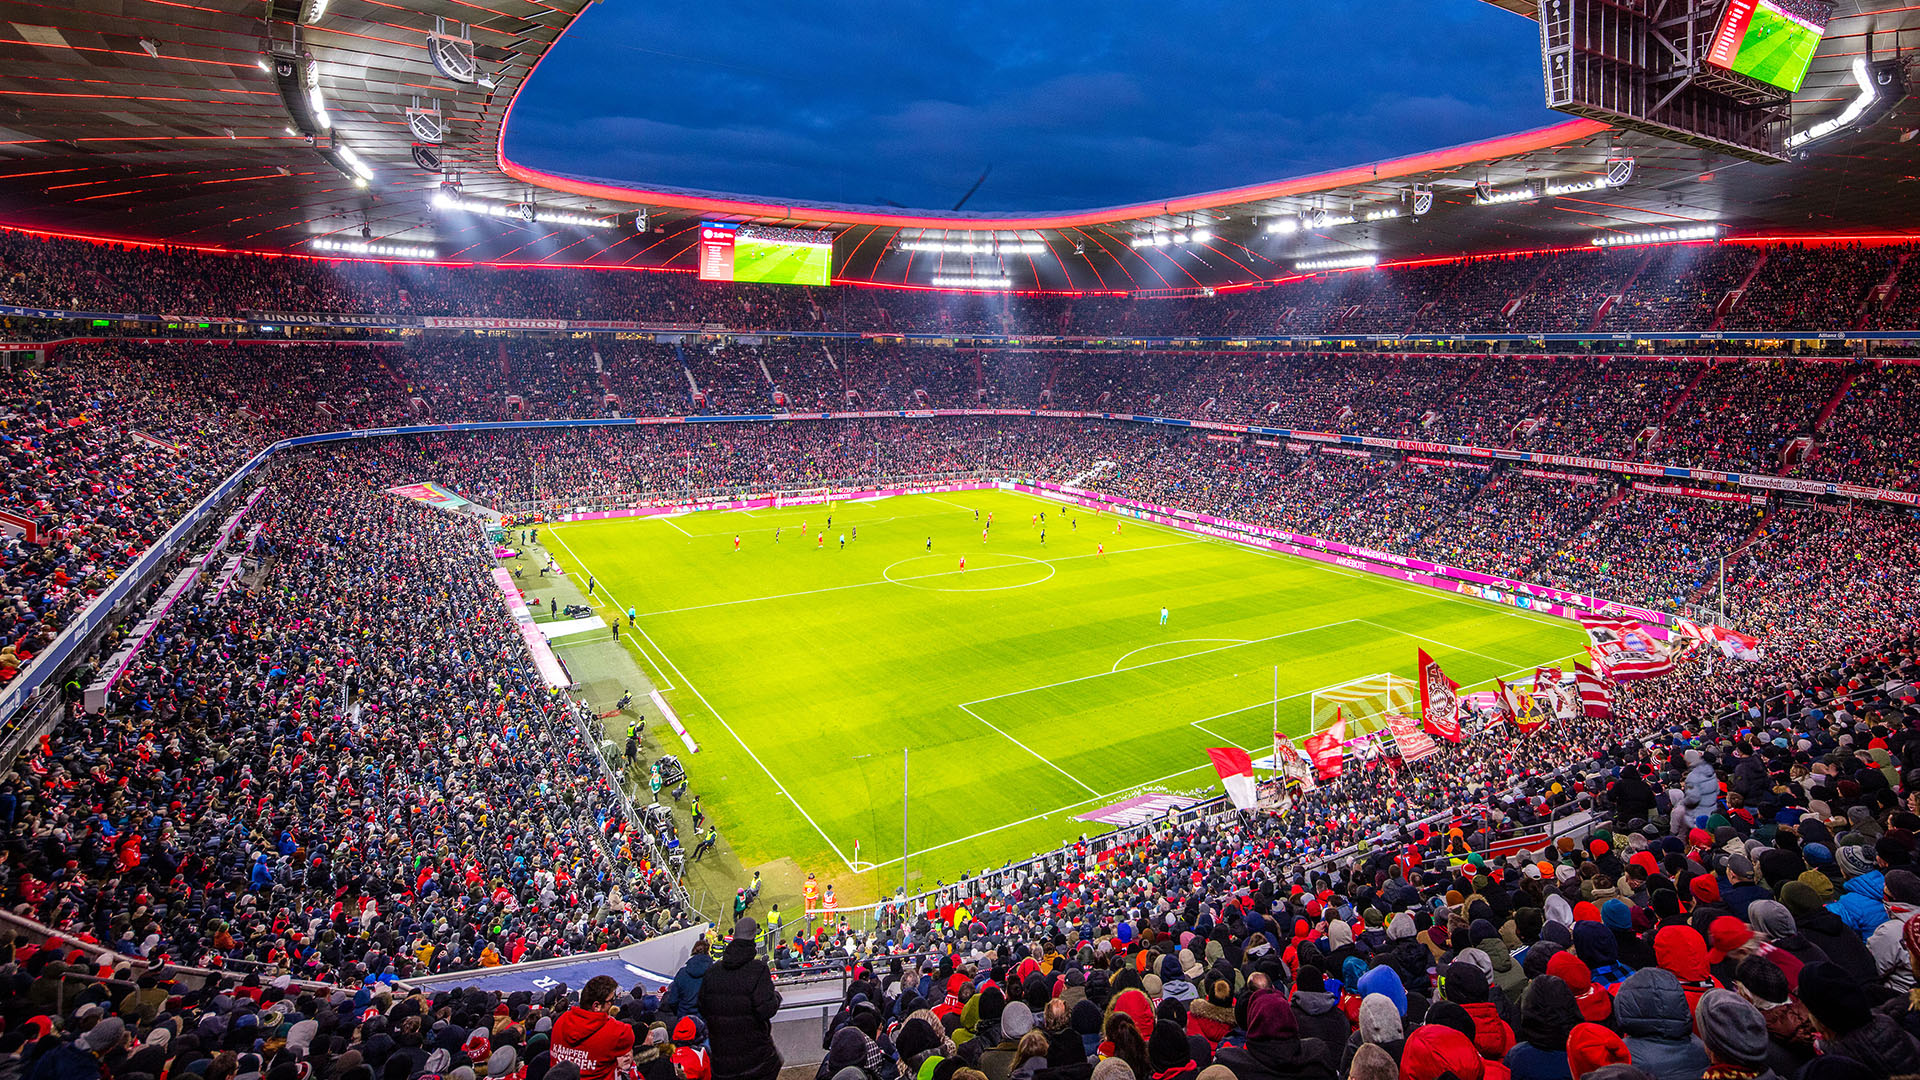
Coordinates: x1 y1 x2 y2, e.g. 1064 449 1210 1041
1308 673 1420 738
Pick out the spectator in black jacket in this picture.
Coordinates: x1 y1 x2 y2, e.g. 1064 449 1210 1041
699 919 782 1080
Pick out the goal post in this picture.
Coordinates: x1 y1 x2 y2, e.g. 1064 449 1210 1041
1308 673 1420 738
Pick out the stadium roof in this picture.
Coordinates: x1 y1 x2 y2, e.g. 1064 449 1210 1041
0 0 1914 292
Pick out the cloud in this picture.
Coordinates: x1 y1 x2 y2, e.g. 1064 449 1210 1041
507 0 1562 212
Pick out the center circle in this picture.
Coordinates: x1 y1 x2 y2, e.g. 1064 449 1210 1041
882 553 1056 592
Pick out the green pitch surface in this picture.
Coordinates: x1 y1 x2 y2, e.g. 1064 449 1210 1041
730 238 831 286
547 489 1586 901
1730 5 1821 91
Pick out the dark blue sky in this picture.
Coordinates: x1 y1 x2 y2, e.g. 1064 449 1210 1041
508 1 1561 214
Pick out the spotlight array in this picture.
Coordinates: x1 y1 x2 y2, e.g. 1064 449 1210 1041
901 239 1046 255
432 191 614 229
1294 254 1379 272
930 274 1013 289
1130 227 1212 248
1589 225 1721 248
309 238 436 259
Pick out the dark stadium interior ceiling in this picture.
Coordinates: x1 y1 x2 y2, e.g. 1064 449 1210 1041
0 0 1915 292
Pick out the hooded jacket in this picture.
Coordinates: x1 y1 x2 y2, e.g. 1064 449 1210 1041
1827 869 1889 938
1650 925 1720 1014
1400 1025 1494 1080
1288 991 1347 1076
1475 936 1529 1001
1212 993 1335 1080
698 935 783 1080
1610 969 1709 1080
1869 900 1920 991
661 952 713 1021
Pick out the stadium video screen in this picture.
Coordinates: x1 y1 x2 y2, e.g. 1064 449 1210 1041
1705 0 1833 92
696 223 833 286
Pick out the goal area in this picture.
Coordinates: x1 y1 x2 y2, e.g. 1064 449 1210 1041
1309 672 1420 737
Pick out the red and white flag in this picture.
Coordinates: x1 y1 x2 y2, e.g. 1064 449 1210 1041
1418 649 1463 742
1207 747 1259 811
1580 613 1676 680
1500 677 1548 734
1274 730 1315 792
1385 711 1440 762
1573 663 1614 718
1302 708 1346 780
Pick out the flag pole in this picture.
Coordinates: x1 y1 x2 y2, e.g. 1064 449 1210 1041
902 746 910 894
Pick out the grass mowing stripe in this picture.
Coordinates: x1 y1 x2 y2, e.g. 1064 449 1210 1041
546 490 1588 897
545 527 858 871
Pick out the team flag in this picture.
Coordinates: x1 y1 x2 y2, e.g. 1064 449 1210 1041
1384 711 1441 762
1207 747 1259 810
1302 708 1346 780
1573 662 1613 717
1274 730 1316 792
1580 613 1676 680
1418 649 1463 742
1501 678 1548 734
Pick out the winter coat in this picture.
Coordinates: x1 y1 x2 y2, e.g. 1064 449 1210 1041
661 953 713 1020
1186 999 1237 1048
1610 969 1709 1080
698 937 783 1080
1828 870 1889 938
1476 937 1529 1001
25 1044 101 1080
1460 1002 1514 1061
1792 904 1879 983
1682 761 1718 818
1213 1037 1336 1080
1288 993 1348 1076
1869 902 1920 990
1819 1013 1920 1080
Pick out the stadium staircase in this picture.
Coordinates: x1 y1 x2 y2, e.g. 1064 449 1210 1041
1708 250 1771 330
1813 371 1861 432
1589 248 1660 331
1854 252 1911 330
1661 362 1716 420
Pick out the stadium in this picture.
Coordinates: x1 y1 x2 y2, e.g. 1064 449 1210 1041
2 0 1920 1077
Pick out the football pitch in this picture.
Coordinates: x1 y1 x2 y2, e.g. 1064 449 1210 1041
731 238 831 286
546 489 1588 904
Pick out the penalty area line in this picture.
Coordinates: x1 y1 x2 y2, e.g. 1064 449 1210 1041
544 530 859 872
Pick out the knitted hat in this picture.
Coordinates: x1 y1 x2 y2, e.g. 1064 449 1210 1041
1705 917 1750 964
1148 1020 1191 1071
1835 846 1875 879
1694 989 1768 1068
1796 961 1871 1036
1566 1023 1632 1080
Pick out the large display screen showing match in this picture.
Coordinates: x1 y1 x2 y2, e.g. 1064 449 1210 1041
696 223 833 286
1705 0 1833 92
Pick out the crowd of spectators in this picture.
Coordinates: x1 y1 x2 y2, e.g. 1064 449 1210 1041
7 230 1919 339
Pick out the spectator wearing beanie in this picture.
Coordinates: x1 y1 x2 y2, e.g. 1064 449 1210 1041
1728 958 1815 1076
1866 869 1920 990
1746 902 1828 985
1546 953 1612 1025
1504 976 1581 1080
1212 991 1336 1080
1442 962 1514 1062
1651 925 1721 1013
698 919 782 1080
1610 969 1709 1080
1564 1024 1629 1080
1570 923 1633 990
1288 968 1347 1075
1692 990 1778 1080
1147 1020 1196 1080
1186 978 1236 1050
1827 846 1888 939
1778 881 1876 983
1341 994 1405 1078
1796 960 1920 1079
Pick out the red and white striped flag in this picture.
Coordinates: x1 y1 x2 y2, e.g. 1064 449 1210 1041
1207 747 1259 810
1574 663 1613 718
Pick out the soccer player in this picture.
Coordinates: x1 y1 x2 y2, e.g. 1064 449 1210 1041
839 534 846 550
925 536 932 551
1039 529 1045 544
627 606 636 626
816 534 824 549
1098 543 1105 556
982 528 988 544
958 556 966 572
851 526 857 541
1032 513 1037 527
774 527 781 543
1072 518 1077 530
973 508 979 521
733 534 741 552
1115 522 1123 536
1160 606 1169 626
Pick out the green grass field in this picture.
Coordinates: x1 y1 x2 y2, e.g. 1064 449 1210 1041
731 238 831 286
546 488 1587 904
1729 3 1822 91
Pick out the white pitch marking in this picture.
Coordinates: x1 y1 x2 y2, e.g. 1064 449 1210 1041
955 701 1099 795
1111 638 1251 674
545 529 858 871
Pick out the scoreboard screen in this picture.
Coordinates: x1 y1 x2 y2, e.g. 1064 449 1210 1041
697 223 833 286
1706 0 1833 92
